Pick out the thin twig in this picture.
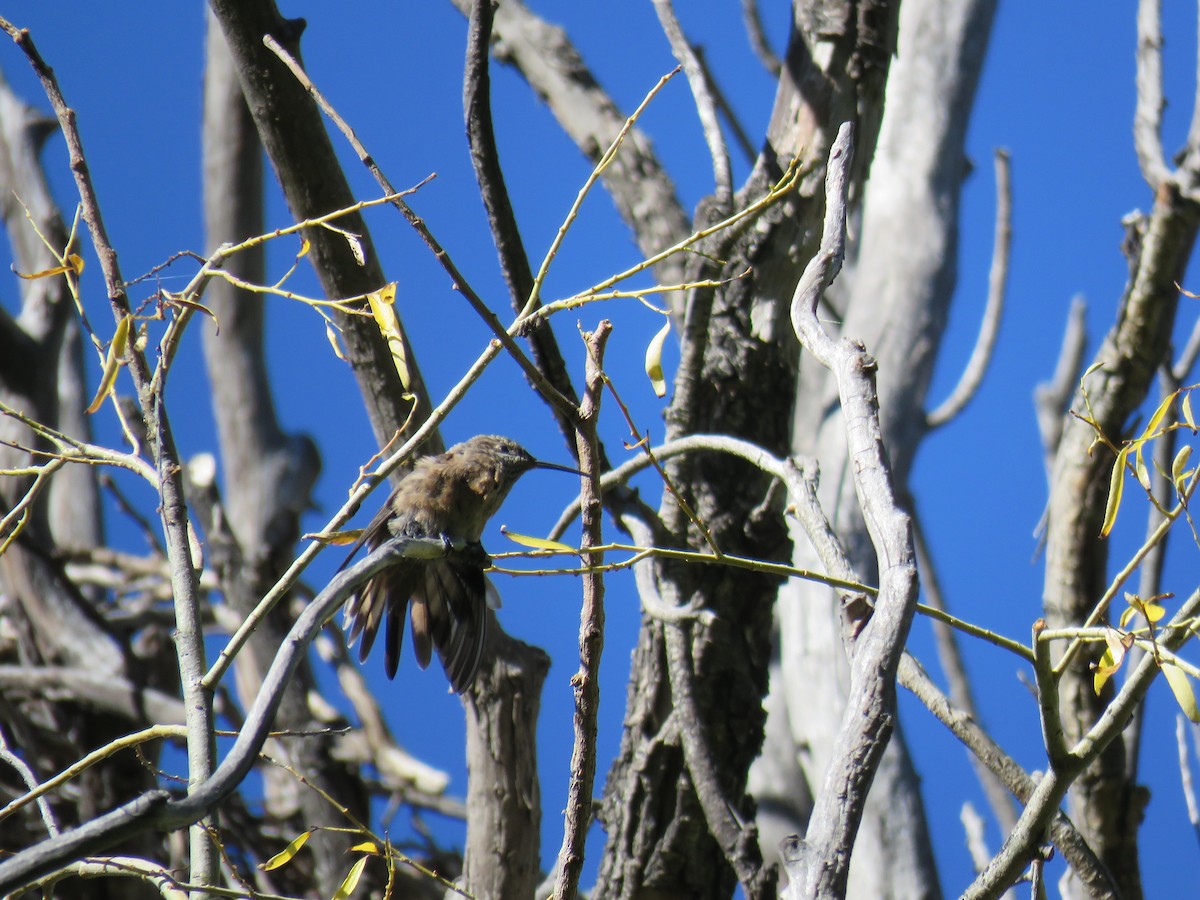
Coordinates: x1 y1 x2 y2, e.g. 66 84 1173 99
0 18 218 885
693 45 757 165
0 726 58 837
1033 296 1087 484
652 0 732 202
1180 717 1200 850
927 149 1012 428
463 0 584 451
911 511 1018 833
897 655 1117 896
741 0 782 77
263 33 578 423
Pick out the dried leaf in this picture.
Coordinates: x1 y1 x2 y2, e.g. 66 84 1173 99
13 253 84 280
366 283 411 390
303 528 363 546
644 318 670 398
86 314 131 414
325 321 347 361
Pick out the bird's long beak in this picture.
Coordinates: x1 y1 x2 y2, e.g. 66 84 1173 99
533 459 588 477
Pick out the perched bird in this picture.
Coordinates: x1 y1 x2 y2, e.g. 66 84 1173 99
341 435 581 692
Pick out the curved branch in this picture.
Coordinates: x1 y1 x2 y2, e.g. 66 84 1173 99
0 536 454 895
784 122 921 898
926 149 1011 428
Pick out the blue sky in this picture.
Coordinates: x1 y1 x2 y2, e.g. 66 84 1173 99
2 2 1198 895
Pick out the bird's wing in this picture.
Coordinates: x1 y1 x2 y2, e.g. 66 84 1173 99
412 553 488 693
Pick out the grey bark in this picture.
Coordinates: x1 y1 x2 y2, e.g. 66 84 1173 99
593 3 899 898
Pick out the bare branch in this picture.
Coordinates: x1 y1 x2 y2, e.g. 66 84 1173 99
551 322 608 900
447 0 692 294
1033 295 1086 484
785 121 922 898
1135 0 1170 186
965 589 1200 897
926 149 1012 428
264 32 578 425
0 536 457 894
651 0 732 201
740 0 781 77
911 512 1018 834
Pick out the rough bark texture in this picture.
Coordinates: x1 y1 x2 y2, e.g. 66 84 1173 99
758 1 996 895
461 623 549 900
199 17 367 896
207 0 438 456
593 4 899 897
1043 180 1200 900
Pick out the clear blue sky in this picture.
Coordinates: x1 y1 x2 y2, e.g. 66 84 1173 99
2 2 1197 895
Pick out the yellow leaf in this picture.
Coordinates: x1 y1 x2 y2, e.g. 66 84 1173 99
1143 600 1167 622
1134 447 1150 491
325 321 347 361
261 829 312 871
366 283 411 390
86 314 131 414
1119 597 1138 630
348 841 379 854
1103 626 1129 669
297 238 311 258
13 255 83 280
1093 646 1119 693
500 527 576 554
332 856 368 900
1173 445 1192 490
1100 446 1128 538
303 528 363 546
644 318 670 398
1142 389 1177 440
1184 392 1197 431
1162 662 1200 723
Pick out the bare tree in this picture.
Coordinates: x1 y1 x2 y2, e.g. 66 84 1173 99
0 2 1198 899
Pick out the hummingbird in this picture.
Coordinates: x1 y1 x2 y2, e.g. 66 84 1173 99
341 435 582 693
